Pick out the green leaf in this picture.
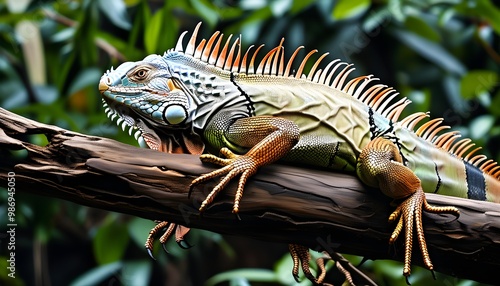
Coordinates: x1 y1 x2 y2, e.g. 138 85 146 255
443 74 469 115
127 217 156 249
332 0 371 20
122 260 152 286
290 0 316 15
144 5 178 54
51 27 76 43
70 262 123 286
490 89 500 116
362 7 392 33
97 0 131 30
127 0 151 57
455 0 500 35
205 269 277 286
1 81 28 109
124 0 141 5
391 29 466 75
475 0 500 34
0 258 25 286
404 15 440 42
67 68 102 96
93 220 129 265
190 0 219 27
270 0 292 17
469 115 494 140
33 85 59 104
406 88 431 115
95 30 143 61
460 70 498 100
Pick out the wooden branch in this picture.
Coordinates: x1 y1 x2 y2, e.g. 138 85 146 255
1 107 499 284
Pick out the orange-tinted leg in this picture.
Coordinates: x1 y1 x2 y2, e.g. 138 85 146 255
357 137 459 280
190 116 300 214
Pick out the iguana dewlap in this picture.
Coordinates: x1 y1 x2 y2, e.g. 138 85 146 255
99 22 500 284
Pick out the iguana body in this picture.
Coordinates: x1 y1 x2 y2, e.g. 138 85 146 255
99 23 500 283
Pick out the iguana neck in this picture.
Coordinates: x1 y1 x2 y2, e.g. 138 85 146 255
164 51 253 131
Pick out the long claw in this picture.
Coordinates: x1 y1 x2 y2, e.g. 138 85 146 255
234 211 241 221
145 221 170 260
147 248 156 261
188 184 195 198
162 242 170 254
177 239 193 249
145 221 193 259
293 273 301 283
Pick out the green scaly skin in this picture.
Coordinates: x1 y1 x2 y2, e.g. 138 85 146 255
99 23 500 285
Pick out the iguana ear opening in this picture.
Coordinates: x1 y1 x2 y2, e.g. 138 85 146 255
167 79 181 92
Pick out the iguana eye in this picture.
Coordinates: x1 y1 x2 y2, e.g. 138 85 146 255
128 66 151 82
135 69 148 79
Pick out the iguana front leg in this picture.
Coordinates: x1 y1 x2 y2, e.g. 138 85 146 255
357 137 459 280
190 115 300 214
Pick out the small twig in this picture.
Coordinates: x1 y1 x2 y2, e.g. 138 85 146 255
327 252 377 286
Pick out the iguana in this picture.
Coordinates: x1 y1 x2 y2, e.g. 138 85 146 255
98 22 500 284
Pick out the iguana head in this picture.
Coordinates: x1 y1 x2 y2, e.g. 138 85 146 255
99 54 204 154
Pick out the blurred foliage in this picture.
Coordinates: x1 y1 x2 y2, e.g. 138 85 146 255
0 0 499 285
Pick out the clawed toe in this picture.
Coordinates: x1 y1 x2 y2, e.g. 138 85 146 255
145 221 192 259
177 239 193 249
161 243 170 254
289 244 329 285
389 188 460 279
146 247 156 260
189 154 258 214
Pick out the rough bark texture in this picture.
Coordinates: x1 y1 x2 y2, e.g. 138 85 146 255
0 107 499 285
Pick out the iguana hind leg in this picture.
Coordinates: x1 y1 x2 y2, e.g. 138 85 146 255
190 115 300 214
357 137 459 279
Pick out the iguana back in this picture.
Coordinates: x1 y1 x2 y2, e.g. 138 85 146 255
158 24 500 202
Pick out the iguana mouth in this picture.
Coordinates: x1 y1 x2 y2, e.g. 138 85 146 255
101 98 204 154
102 98 144 143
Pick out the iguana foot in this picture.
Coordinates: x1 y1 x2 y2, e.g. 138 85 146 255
289 244 329 285
145 221 191 259
357 137 460 281
388 187 459 280
189 147 258 214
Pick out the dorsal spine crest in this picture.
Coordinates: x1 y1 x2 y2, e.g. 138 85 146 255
170 22 500 179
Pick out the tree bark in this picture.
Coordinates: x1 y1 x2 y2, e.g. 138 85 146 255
0 107 499 285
